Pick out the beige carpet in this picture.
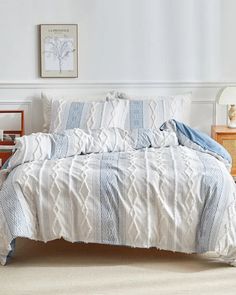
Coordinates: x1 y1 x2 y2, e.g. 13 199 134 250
0 239 236 295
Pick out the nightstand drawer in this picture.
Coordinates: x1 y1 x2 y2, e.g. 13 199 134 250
220 138 236 176
212 125 236 177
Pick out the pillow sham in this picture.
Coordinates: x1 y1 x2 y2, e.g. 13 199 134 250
49 99 129 133
45 91 191 133
106 91 192 128
41 92 52 132
41 92 106 133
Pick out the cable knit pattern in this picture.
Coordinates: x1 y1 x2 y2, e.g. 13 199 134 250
106 92 191 129
0 126 236 266
49 99 129 133
4 128 178 174
49 93 191 133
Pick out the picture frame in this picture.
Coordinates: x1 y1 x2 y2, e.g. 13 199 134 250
40 24 78 78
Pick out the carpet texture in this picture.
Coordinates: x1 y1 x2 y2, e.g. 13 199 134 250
0 238 236 295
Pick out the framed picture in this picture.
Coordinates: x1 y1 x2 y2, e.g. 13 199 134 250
40 24 78 78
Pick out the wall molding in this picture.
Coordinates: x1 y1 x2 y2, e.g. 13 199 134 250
0 80 236 89
0 99 32 104
0 99 33 134
0 81 226 134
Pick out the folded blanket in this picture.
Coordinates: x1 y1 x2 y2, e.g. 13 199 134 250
0 128 178 187
1 121 232 188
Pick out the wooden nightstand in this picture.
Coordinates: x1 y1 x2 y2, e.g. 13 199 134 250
0 110 24 168
212 125 236 177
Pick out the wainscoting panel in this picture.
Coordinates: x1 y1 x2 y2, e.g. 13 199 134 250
0 81 230 135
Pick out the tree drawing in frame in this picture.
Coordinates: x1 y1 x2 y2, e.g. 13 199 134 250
40 24 78 78
44 37 75 73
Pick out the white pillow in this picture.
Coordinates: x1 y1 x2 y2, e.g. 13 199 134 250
106 91 192 127
49 98 129 133
42 91 192 133
41 92 106 133
41 92 53 133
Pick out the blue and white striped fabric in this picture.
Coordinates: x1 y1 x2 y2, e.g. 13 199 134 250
0 125 236 266
49 99 129 133
49 94 191 133
106 92 191 129
160 119 232 169
3 128 177 173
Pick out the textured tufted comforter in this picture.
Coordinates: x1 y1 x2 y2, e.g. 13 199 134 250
0 126 236 266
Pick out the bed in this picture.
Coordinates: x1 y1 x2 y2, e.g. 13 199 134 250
0 92 236 266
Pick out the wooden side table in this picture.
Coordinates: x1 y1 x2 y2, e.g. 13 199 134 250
211 125 236 177
0 110 24 168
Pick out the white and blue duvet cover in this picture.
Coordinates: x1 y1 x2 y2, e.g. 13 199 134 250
0 124 236 266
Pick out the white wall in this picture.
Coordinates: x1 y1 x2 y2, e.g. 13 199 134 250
0 0 228 81
0 0 235 134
